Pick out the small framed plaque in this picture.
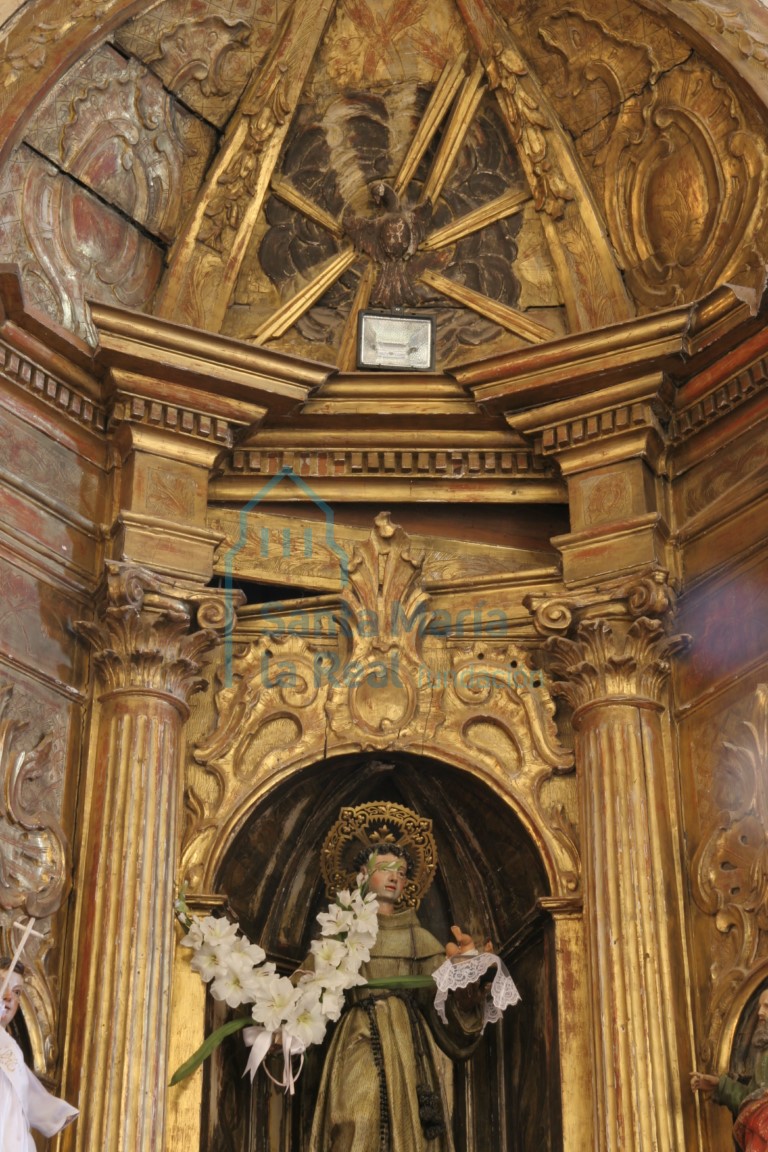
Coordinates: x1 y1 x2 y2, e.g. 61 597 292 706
357 310 435 371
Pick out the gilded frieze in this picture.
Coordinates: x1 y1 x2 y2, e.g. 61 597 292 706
208 506 555 592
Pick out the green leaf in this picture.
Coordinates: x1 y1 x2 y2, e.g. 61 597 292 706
170 1017 252 1086
364 975 435 989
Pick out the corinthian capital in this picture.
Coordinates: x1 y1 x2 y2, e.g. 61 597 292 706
76 562 239 707
546 617 688 712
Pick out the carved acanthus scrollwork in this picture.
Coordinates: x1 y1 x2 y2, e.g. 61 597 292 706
199 67 292 253
526 569 677 637
691 685 768 1062
185 515 578 895
527 570 687 710
676 0 768 66
0 683 71 920
538 8 661 152
486 40 574 219
76 562 231 706
546 617 688 712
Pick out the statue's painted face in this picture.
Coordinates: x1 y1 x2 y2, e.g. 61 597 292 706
758 990 768 1022
364 852 408 905
0 971 23 1028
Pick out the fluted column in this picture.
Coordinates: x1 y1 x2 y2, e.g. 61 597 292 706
531 576 691 1152
66 563 228 1152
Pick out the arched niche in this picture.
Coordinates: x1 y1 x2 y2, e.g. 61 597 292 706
202 752 562 1152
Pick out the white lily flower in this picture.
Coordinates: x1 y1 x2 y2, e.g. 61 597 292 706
180 919 204 949
343 936 371 967
190 944 226 983
229 935 267 966
319 988 345 1021
298 964 347 999
351 919 378 944
316 903 355 936
310 937 348 967
251 976 299 1032
199 916 240 948
351 888 378 913
283 990 329 1048
210 953 261 1008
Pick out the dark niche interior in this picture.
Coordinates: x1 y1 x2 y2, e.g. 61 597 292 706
205 753 562 1152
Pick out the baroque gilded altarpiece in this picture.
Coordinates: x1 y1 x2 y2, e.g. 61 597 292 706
0 0 766 1149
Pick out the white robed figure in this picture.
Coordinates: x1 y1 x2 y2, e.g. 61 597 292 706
0 958 78 1150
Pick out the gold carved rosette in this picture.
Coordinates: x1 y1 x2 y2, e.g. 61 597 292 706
67 562 234 1152
528 573 692 1152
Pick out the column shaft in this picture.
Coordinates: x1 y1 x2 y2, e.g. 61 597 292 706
74 694 182 1150
577 699 684 1152
65 568 219 1152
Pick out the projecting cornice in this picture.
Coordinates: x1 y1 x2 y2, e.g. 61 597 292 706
453 283 766 413
91 302 330 416
451 282 768 483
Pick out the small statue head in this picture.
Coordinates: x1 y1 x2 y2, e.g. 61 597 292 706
0 957 25 1029
754 989 768 1050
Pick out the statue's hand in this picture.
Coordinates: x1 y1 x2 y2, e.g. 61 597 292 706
445 925 475 958
445 926 496 958
690 1072 719 1096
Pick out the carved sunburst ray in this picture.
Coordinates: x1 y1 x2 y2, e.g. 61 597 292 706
252 53 547 356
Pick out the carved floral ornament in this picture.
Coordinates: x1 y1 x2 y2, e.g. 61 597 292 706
182 514 579 896
692 684 768 1063
0 683 70 922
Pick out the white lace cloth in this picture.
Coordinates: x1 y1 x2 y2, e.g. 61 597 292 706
432 953 521 1031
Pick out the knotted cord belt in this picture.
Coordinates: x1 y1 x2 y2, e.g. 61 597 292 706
352 991 446 1151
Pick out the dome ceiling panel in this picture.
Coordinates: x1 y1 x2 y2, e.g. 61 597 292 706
114 0 280 128
310 0 472 91
154 0 636 341
222 84 568 367
0 144 163 343
23 43 216 243
0 0 766 362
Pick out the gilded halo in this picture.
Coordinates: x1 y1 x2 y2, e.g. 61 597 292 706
321 801 438 907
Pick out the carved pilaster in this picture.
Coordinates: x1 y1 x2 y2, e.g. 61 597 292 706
68 562 235 1152
528 573 692 1152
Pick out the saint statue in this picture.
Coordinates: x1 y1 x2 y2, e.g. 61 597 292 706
0 957 78 1150
692 986 768 1150
309 802 485 1152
